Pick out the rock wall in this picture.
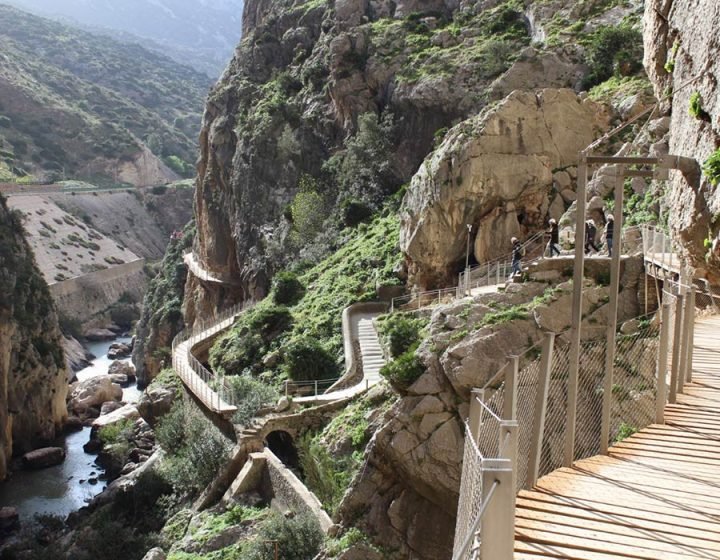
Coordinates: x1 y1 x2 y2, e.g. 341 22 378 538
49 259 147 329
643 0 720 281
400 88 611 289
0 195 68 480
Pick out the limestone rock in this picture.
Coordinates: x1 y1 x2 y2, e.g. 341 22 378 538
92 404 140 432
138 385 177 427
22 447 65 469
0 507 19 534
84 328 116 341
400 89 610 288
69 375 123 413
107 343 132 360
108 360 136 380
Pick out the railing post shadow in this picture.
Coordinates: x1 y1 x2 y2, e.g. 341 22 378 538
656 302 671 424
669 293 684 404
528 332 555 488
677 289 693 396
468 388 484 443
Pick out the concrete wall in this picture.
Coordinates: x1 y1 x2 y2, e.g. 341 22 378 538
49 259 147 324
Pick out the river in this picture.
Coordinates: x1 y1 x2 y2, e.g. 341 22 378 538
0 336 140 520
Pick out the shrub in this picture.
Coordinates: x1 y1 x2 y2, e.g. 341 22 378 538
245 513 323 560
703 149 720 186
341 198 373 227
225 375 279 426
377 314 425 358
614 422 637 442
284 337 338 381
689 91 711 121
156 400 231 496
271 271 305 305
583 26 643 88
380 350 424 390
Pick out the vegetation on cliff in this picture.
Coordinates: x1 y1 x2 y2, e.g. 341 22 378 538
0 4 210 183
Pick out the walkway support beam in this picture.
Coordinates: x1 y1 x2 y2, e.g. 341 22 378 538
601 166 624 455
564 157 587 467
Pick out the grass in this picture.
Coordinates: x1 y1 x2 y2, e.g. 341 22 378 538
588 76 653 103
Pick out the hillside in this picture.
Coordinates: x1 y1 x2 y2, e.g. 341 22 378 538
5 0 243 77
0 4 212 185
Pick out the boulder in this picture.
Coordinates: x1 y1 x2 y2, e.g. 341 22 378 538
100 401 124 416
92 404 140 432
108 343 132 360
64 416 84 432
84 329 116 341
109 374 129 387
22 447 65 470
138 386 177 427
69 376 123 413
0 507 19 533
108 360 136 380
400 89 610 288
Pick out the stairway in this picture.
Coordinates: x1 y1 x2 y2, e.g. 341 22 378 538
357 316 385 384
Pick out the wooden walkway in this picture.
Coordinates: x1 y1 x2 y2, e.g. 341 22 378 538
514 314 720 560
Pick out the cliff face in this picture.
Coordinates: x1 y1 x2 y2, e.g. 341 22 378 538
0 195 68 480
187 0 639 318
643 0 720 280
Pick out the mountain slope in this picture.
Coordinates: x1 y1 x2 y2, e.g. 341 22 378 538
5 0 243 77
0 4 212 185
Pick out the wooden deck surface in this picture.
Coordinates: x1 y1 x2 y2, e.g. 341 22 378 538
514 314 720 560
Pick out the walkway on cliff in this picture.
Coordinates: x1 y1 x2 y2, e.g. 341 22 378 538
183 251 239 285
514 314 720 559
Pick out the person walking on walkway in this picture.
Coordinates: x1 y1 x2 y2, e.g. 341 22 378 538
510 236 523 278
547 218 561 257
585 219 600 255
605 214 615 257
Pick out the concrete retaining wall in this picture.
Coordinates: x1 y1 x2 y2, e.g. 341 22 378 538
49 259 146 324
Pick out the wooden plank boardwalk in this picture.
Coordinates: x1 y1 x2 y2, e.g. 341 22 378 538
514 314 720 560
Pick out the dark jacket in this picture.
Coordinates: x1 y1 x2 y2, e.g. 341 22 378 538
605 220 614 239
549 223 559 244
512 242 522 263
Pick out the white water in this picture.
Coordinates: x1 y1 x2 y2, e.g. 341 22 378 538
0 337 141 520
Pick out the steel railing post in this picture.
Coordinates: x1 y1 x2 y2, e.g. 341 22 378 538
565 157 587 467
480 457 515 560
528 333 555 488
677 288 693 395
504 357 519 422
601 166 624 455
685 287 696 384
656 302 671 424
670 293 685 403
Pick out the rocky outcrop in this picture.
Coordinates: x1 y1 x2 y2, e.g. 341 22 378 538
21 447 65 470
0 195 68 480
400 88 610 288
68 375 123 416
643 0 720 281
337 266 644 557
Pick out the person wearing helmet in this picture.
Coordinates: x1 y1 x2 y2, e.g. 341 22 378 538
546 218 560 257
510 236 523 278
585 219 600 255
605 214 615 257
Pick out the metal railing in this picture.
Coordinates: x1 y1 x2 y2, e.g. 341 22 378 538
283 378 339 398
183 251 238 285
390 287 459 313
171 301 255 414
452 279 720 559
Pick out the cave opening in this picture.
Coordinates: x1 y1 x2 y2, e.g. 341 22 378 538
265 430 301 471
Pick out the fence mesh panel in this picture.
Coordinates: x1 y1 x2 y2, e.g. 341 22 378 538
539 341 570 479
606 319 660 447
516 358 540 491
453 423 484 560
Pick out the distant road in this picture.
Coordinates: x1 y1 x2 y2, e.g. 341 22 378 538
0 183 191 197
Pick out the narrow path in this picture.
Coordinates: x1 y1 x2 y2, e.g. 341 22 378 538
183 252 238 285
514 314 720 559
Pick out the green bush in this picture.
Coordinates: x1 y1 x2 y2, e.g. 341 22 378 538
377 313 425 358
583 26 643 88
225 375 279 426
245 513 323 560
703 149 720 186
341 198 374 227
271 271 305 305
156 400 231 496
380 350 424 390
284 336 339 381
689 91 711 121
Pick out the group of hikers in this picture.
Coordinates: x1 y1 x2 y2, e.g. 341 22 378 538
510 213 615 279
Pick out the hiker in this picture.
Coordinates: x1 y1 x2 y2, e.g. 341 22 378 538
585 219 600 255
510 236 523 278
605 214 615 257
546 219 561 257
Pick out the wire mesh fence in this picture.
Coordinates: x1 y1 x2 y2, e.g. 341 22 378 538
539 341 570 479
515 357 540 491
453 422 486 560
